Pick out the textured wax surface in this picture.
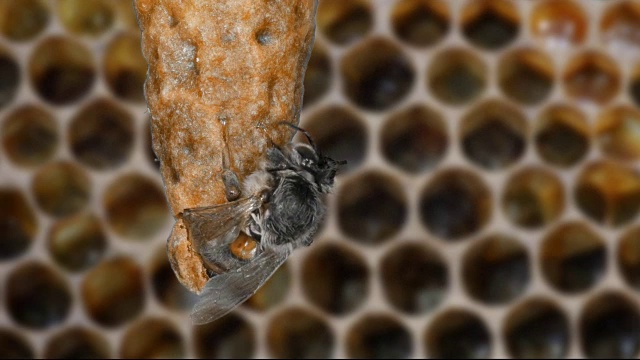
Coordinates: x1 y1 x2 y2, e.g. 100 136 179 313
1 0 640 358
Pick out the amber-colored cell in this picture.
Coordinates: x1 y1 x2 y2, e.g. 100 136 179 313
0 50 20 109
347 314 412 359
502 167 565 229
2 105 58 167
498 48 554 105
618 227 640 290
57 0 114 36
32 161 91 217
541 222 606 293
45 327 111 359
82 257 145 327
504 298 570 359
530 0 588 49
193 314 255 359
391 0 450 47
575 161 640 226
267 307 334 358
535 104 590 167
420 169 492 241
563 51 621 105
595 105 640 161
461 0 520 50
0 189 37 260
601 1 640 53
244 261 290 312
580 292 640 358
0 0 49 42
317 0 372 45
428 48 487 106
48 213 107 272
303 43 332 108
426 309 492 359
104 32 147 103
461 100 527 170
120 318 185 358
341 38 414 111
381 105 448 174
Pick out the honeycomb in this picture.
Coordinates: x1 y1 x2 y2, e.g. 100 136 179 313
1 0 640 358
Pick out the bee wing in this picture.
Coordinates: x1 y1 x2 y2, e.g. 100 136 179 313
182 196 261 268
190 246 291 325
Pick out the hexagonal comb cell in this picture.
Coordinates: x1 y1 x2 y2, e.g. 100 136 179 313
462 234 530 305
267 307 334 358
426 309 492 359
380 242 448 314
7 262 72 329
460 0 520 50
337 171 407 244
580 292 640 359
0 47 20 109
0 330 33 358
600 1 640 55
534 104 590 167
504 298 570 359
502 167 565 229
316 0 372 45
45 327 111 359
57 0 114 36
595 105 640 162
32 161 91 218
29 36 95 105
461 100 527 171
302 43 332 108
193 314 255 359
69 98 135 170
302 106 367 174
0 0 49 42
563 51 621 105
82 257 145 327
419 169 492 241
618 226 640 290
150 246 198 311
428 48 487 106
244 262 290 312
530 0 588 49
103 174 169 240
381 105 448 174
104 33 147 103
341 38 414 111
391 0 449 48
48 212 107 272
0 189 37 260
541 222 606 294
346 313 412 359
575 161 640 227
120 318 185 358
498 48 554 106
2 105 58 167
302 243 369 315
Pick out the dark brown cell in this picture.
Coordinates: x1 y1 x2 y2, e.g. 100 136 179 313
0 329 34 359
193 314 255 359
618 226 640 290
462 234 530 304
120 318 185 358
48 213 107 272
428 48 487 106
338 172 407 244
563 51 620 105
45 327 111 359
151 246 199 311
303 43 332 108
341 38 414 111
391 0 450 47
57 0 114 36
419 169 492 241
381 105 448 174
504 298 570 359
82 257 145 327
541 222 606 293
530 0 588 49
498 48 554 105
302 243 369 315
0 189 37 260
317 0 372 45
0 50 20 109
6 262 72 329
535 104 590 167
461 0 520 50
0 0 49 41
104 32 147 103
2 105 58 167
426 309 492 359
347 314 412 359
267 307 334 358
381 242 448 314
32 161 91 217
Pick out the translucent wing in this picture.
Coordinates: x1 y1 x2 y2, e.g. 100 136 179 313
182 196 261 272
190 245 291 325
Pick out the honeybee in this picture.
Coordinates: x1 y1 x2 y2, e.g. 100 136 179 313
182 124 344 324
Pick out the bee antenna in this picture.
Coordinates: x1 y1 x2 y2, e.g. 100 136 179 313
278 121 318 151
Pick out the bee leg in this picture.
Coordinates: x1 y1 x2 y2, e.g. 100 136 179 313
222 169 242 201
